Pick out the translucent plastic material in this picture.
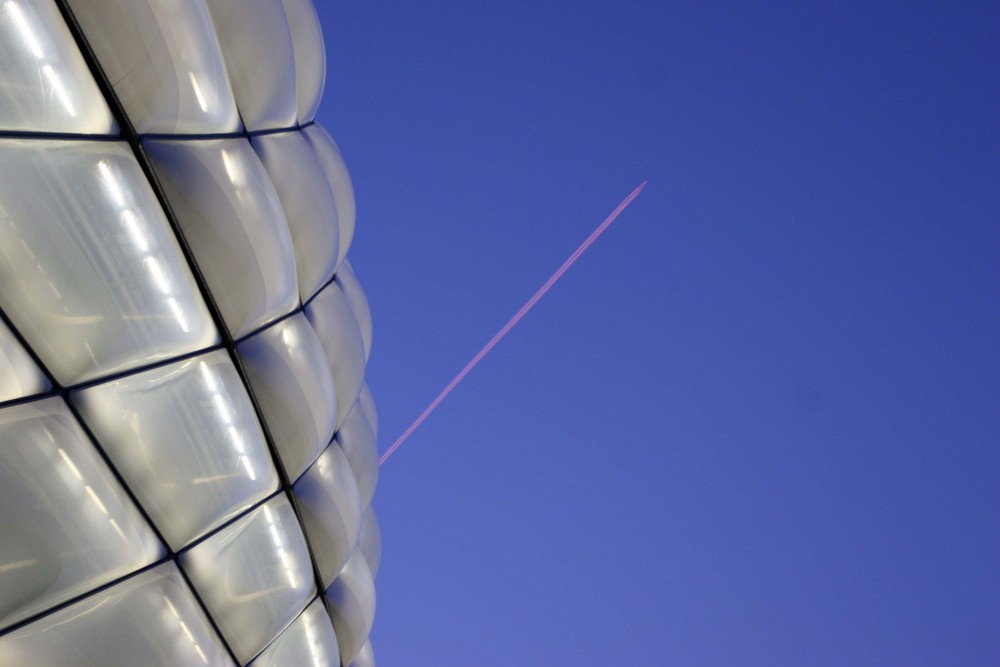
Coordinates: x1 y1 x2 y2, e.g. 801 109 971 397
358 507 381 579
145 138 299 338
0 398 163 630
280 0 324 124
0 563 232 666
249 598 340 667
293 443 362 587
337 404 378 510
237 314 337 482
304 282 366 430
72 351 279 550
205 0 297 131
349 640 376 667
302 124 356 268
65 0 241 134
0 318 49 402
0 0 117 133
181 495 316 664
326 548 376 666
335 260 372 361
0 140 218 385
357 384 378 439
252 131 339 302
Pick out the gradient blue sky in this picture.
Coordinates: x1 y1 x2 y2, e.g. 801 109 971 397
315 2 999 664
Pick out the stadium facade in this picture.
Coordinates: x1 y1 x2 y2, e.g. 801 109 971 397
0 0 378 664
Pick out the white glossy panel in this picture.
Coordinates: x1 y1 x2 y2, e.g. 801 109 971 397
326 548 376 666
72 351 279 550
206 0 297 131
337 404 378 510
145 138 299 338
358 506 381 580
292 443 361 587
304 282 366 430
0 0 117 133
335 260 372 362
250 598 340 667
0 397 163 630
281 0 325 123
302 124 355 268
238 314 336 482
65 0 240 134
0 140 218 385
0 563 232 667
181 495 315 664
357 384 378 439
349 640 376 667
252 131 339 302
0 318 49 402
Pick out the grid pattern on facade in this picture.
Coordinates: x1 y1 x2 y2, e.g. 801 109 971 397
0 1 377 665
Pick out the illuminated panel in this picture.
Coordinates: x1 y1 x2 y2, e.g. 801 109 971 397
0 0 379 662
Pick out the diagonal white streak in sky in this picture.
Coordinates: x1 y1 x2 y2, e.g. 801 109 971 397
379 180 648 466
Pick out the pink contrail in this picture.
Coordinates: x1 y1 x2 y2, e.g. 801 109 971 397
379 180 648 466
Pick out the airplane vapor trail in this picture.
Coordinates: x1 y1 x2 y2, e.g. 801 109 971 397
379 180 648 466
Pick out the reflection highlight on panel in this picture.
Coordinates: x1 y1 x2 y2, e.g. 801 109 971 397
145 138 299 339
0 0 117 133
237 314 337 482
252 131 340 302
0 398 163 630
180 495 315 664
0 140 217 385
0 563 232 666
205 0 297 131
249 597 340 667
72 350 279 550
64 0 241 134
293 442 362 587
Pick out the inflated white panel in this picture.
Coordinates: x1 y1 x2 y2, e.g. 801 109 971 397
335 260 372 361
304 282 366 430
181 495 315 664
238 314 337 482
249 598 340 667
65 0 241 134
357 383 379 440
72 350 279 550
349 640 376 667
293 442 362 587
0 317 49 402
281 0 325 124
0 398 163 630
145 138 299 338
0 139 218 385
303 123 356 268
0 563 232 667
337 403 378 510
252 131 340 302
326 548 376 666
358 506 381 579
0 0 117 133
205 0 297 131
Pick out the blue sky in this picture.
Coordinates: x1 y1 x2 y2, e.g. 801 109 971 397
315 2 999 664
